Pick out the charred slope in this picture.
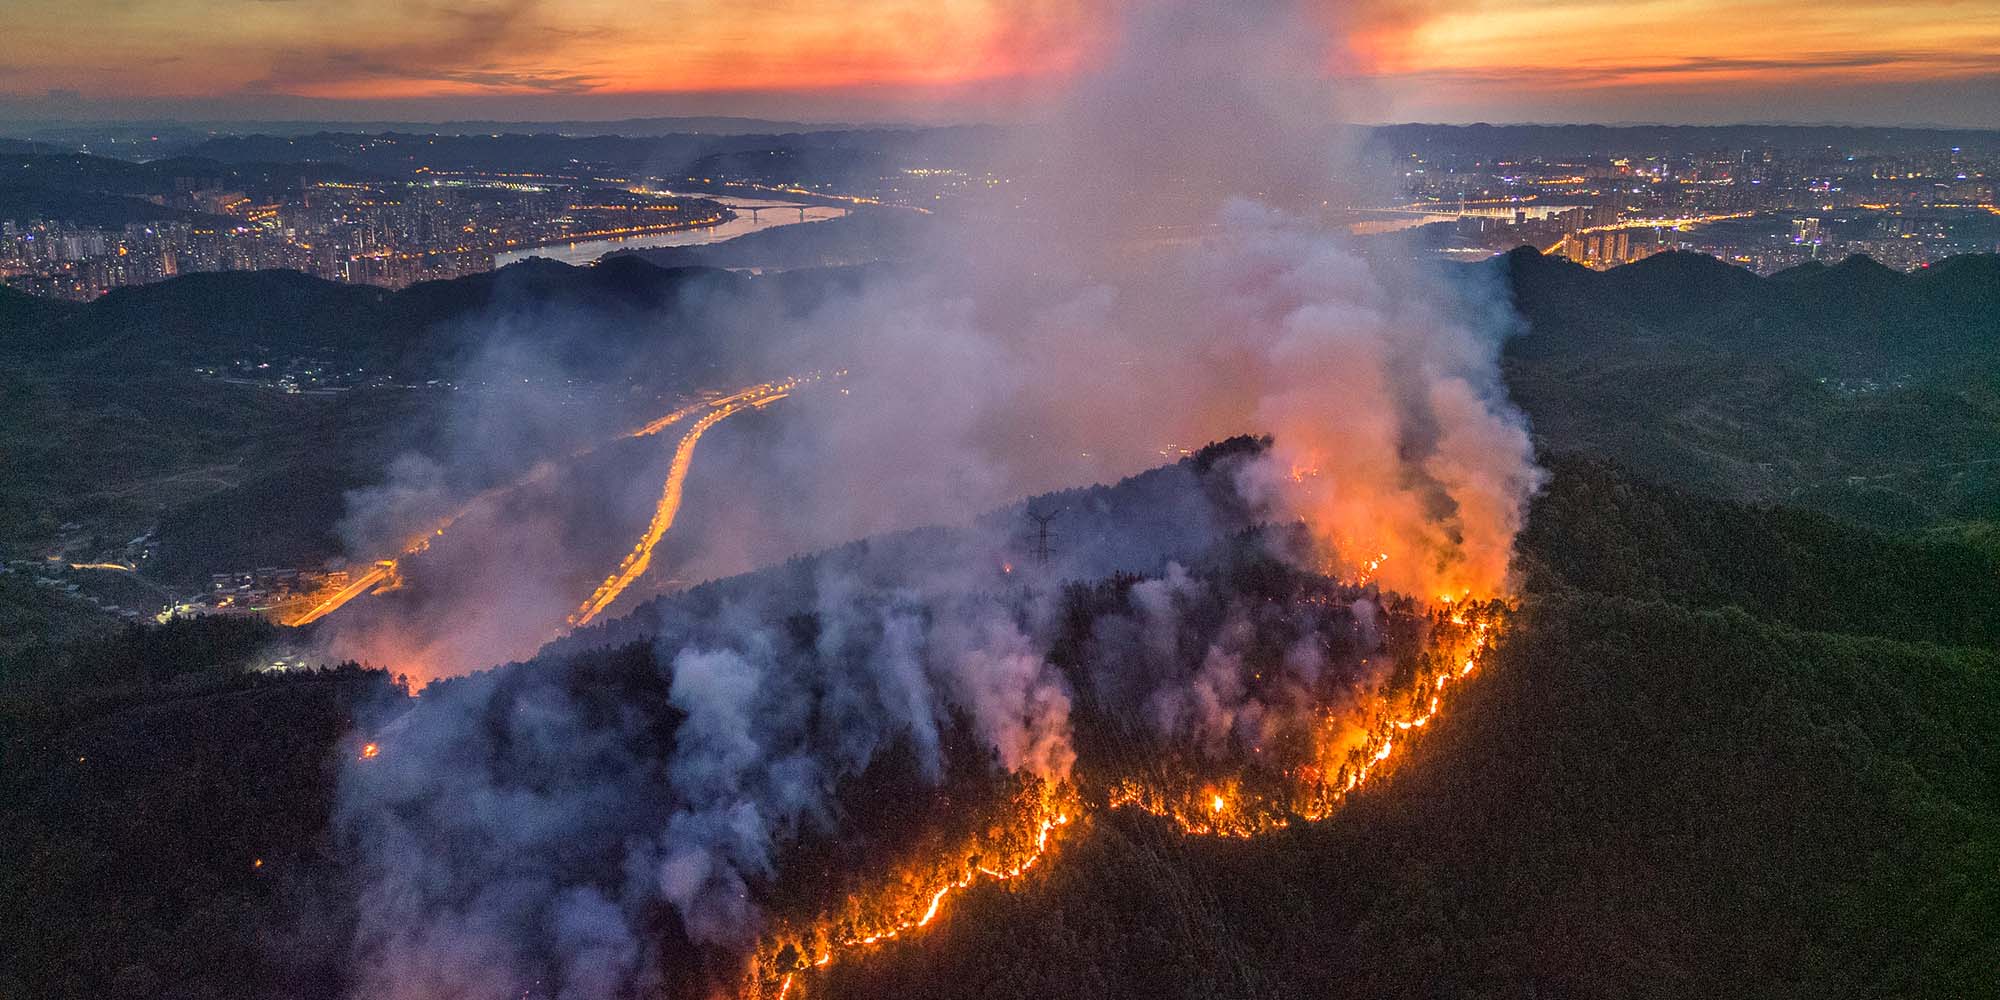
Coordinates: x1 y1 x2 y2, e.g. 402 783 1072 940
4 454 1996 1000
808 460 2000 1000
822 591 1998 1000
547 436 1265 661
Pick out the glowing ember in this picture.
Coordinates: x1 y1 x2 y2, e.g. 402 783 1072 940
751 781 1075 997
1105 603 1500 839
359 742 380 760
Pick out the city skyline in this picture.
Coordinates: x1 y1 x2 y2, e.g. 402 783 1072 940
3 0 1998 127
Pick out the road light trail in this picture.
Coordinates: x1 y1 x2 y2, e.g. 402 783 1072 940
68 561 177 599
568 388 791 627
278 379 796 628
286 561 397 627
627 382 783 439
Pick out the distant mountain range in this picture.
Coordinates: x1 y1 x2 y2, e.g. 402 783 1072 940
1369 122 2000 156
0 115 898 142
16 241 1992 376
1498 248 2000 527
0 130 986 202
1 244 1994 576
7 121 1995 164
0 256 819 378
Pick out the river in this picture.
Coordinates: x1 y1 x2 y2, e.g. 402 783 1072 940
493 195 849 267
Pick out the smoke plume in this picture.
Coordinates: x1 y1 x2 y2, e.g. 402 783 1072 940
330 0 1543 995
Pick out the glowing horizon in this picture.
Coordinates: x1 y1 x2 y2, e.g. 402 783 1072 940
1 0 1996 125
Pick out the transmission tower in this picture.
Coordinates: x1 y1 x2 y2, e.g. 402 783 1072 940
1025 508 1059 567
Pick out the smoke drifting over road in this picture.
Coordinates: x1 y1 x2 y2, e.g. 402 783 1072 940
331 0 1543 995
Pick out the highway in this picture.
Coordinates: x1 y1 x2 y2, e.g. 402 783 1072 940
569 382 800 626
285 562 396 627
279 376 813 629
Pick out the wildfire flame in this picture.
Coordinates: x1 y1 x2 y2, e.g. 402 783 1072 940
747 594 1505 997
754 780 1076 999
1105 605 1497 838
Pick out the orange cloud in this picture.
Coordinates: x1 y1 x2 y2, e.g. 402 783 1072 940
0 0 1993 122
0 0 1108 102
1352 0 2000 83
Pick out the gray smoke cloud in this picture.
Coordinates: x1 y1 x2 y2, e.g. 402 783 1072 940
340 534 1086 996
652 0 1537 599
331 0 1543 994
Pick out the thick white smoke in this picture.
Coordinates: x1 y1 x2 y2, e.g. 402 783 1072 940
340 543 1083 995
666 0 1539 600
334 0 1543 994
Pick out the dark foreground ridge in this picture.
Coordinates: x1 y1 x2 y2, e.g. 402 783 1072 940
3 451 1995 999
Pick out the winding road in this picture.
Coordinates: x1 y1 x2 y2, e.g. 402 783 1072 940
281 376 812 629
569 386 793 627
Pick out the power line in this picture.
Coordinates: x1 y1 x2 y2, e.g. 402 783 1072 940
1026 508 1058 567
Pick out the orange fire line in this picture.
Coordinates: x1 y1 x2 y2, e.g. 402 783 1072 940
769 802 1072 1000
759 603 1498 998
1105 608 1494 836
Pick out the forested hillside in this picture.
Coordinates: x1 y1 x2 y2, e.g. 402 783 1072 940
4 453 1995 999
826 590 1997 999
1499 249 2000 528
0 256 864 569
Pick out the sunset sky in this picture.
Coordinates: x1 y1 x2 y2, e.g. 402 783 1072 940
2 0 1996 125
